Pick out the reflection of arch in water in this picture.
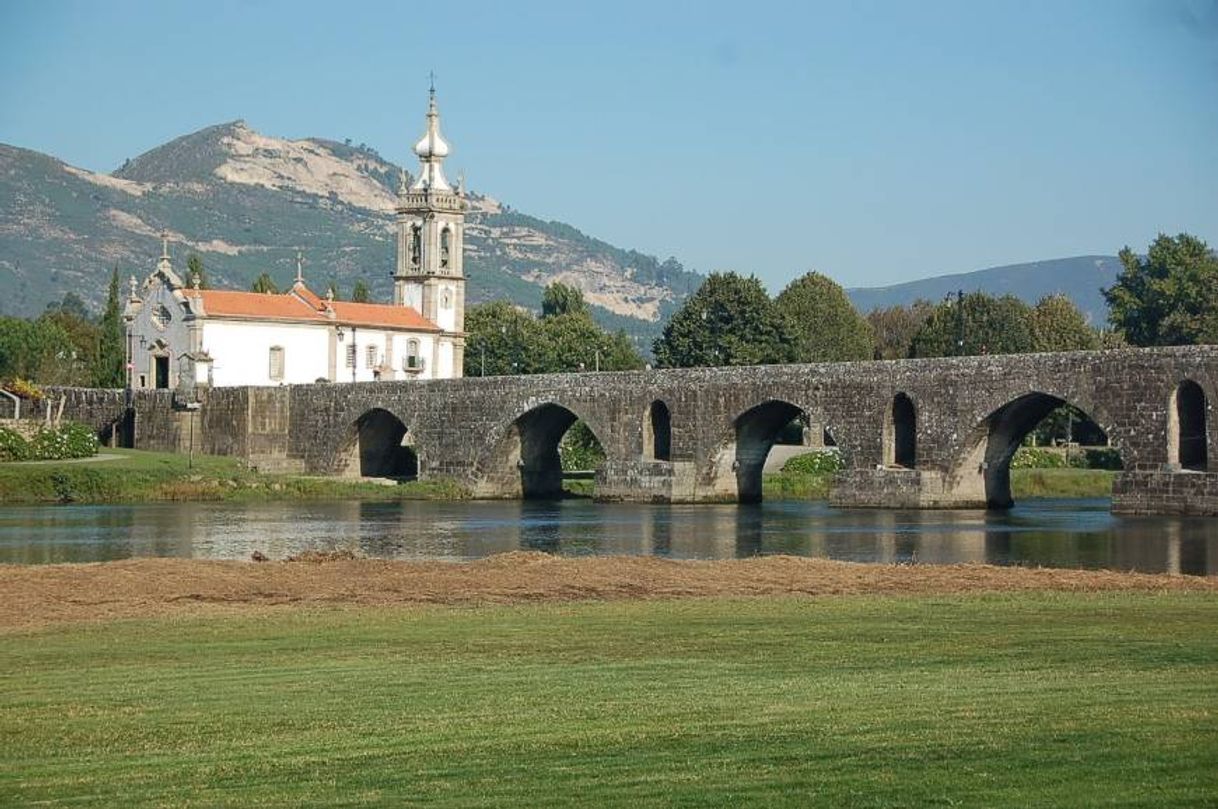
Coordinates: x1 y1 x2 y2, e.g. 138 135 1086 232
477 402 608 499
1168 380 1208 472
345 408 419 478
884 392 917 469
643 400 672 461
953 392 1121 510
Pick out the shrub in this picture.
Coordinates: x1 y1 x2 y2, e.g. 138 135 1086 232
2 378 44 401
782 450 842 476
1011 448 1066 469
1084 447 1124 470
0 426 31 461
27 422 99 461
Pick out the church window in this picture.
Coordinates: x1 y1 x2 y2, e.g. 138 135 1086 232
440 228 451 270
366 345 379 368
410 225 422 268
268 346 285 381
345 344 356 369
405 339 422 370
151 304 172 331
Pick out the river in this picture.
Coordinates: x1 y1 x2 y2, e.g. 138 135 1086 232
1 498 1215 575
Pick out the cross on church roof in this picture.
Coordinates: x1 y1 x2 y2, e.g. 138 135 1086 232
295 250 305 284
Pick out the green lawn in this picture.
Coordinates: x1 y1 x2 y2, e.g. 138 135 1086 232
0 448 465 503
2 593 1215 807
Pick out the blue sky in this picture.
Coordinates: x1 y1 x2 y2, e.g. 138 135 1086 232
1 0 1215 290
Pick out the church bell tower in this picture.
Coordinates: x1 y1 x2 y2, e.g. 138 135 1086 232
393 83 466 374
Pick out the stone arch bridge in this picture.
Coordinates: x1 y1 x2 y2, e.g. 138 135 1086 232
42 346 1218 515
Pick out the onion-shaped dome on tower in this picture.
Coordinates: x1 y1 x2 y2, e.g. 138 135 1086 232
410 88 452 192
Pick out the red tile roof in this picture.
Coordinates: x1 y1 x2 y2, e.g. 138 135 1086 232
182 285 439 332
330 300 439 332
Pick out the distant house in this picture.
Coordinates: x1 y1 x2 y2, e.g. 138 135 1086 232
123 89 467 389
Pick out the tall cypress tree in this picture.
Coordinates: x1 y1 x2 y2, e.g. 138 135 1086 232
93 266 126 388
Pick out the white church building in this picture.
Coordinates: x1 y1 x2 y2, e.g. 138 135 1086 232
124 89 467 390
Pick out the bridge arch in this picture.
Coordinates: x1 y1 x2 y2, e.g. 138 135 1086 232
1169 380 1208 471
341 407 419 479
473 400 609 499
709 399 816 503
884 392 917 469
951 391 1122 509
643 400 672 461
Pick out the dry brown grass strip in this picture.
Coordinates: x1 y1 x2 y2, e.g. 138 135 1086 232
1 551 1214 630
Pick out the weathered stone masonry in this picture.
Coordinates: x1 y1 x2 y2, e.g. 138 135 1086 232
36 346 1218 515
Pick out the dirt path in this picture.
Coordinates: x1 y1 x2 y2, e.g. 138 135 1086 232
2 552 1214 630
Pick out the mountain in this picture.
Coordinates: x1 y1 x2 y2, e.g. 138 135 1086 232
847 256 1122 324
0 121 703 346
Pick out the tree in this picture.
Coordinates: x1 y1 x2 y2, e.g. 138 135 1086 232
541 282 588 318
462 301 542 376
38 293 98 385
186 253 208 289
43 292 92 321
1029 294 1098 352
351 278 371 303
251 273 278 294
0 316 78 384
910 292 1034 357
537 313 643 372
653 272 794 368
867 300 934 360
774 271 874 362
93 266 126 388
1104 233 1218 346
463 300 645 376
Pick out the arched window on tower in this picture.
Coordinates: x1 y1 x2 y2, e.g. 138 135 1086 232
1169 380 1208 471
440 227 451 270
410 224 422 268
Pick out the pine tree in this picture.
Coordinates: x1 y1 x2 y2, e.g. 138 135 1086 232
251 273 278 294
186 253 208 289
93 266 126 388
351 278 371 303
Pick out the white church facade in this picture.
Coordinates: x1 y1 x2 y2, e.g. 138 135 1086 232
124 89 466 390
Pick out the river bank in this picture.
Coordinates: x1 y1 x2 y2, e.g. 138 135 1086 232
0 449 1117 504
1 551 1212 629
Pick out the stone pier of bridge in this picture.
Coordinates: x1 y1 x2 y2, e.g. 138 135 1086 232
25 346 1218 516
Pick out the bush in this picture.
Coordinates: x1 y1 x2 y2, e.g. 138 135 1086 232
1012 446 1122 470
0 426 31 461
2 378 44 401
1084 447 1124 470
1011 448 1066 469
9 423 99 462
782 450 842 476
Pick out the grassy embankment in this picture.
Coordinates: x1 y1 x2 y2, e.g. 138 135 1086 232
762 463 1117 500
0 448 1117 504
0 448 465 504
1 592 1215 806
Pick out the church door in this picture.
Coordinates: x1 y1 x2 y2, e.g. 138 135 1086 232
154 356 170 389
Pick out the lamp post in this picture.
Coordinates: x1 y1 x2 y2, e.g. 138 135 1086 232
944 289 965 355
